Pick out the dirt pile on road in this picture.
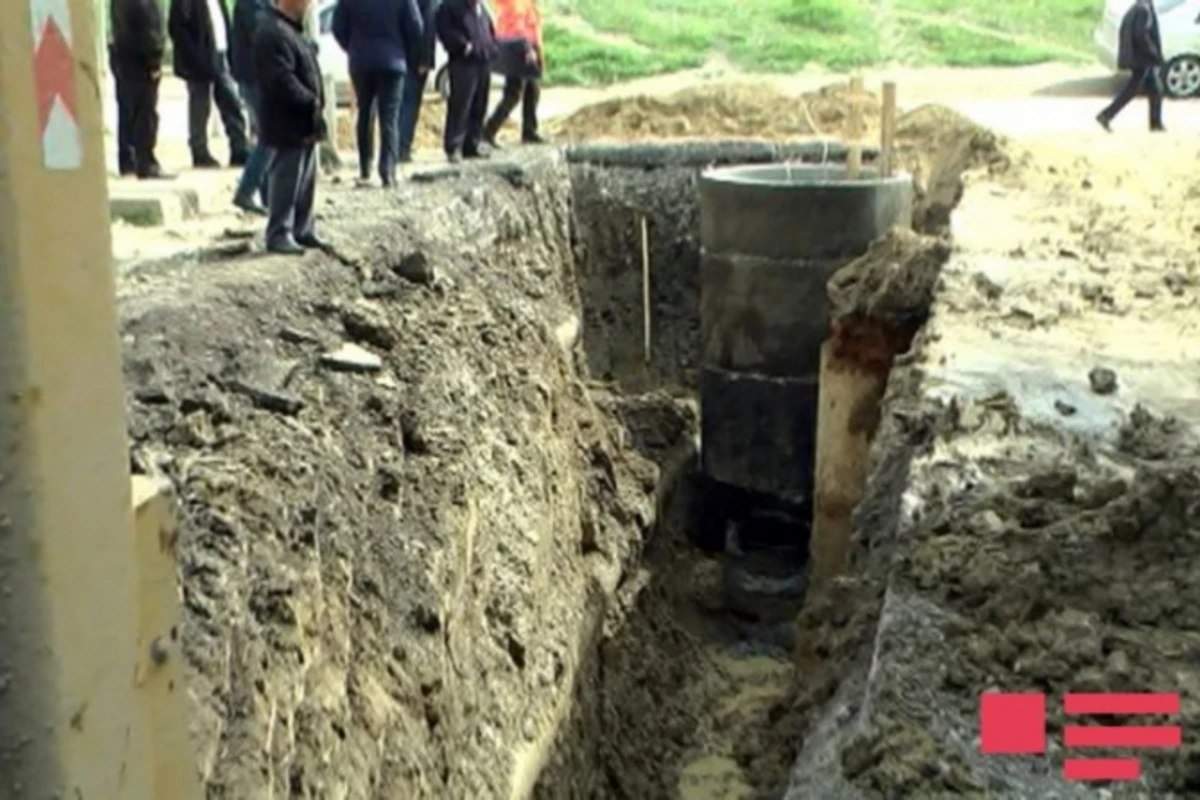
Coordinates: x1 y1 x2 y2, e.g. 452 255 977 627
555 81 881 142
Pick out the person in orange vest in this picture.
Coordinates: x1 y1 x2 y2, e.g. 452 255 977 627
483 0 545 146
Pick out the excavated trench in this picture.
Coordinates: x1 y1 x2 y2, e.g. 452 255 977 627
117 136 980 799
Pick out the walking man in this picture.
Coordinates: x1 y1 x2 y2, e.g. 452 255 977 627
333 0 425 186
1097 0 1165 132
110 0 172 178
169 0 252 167
436 0 498 162
231 0 273 212
483 0 545 146
255 0 327 254
398 0 439 164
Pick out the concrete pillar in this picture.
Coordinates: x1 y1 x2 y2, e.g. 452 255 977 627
0 1 198 797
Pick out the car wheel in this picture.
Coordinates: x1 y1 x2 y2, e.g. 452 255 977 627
1164 55 1200 98
434 66 450 100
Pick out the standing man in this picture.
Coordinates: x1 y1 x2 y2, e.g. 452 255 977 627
333 0 425 187
436 0 498 163
230 0 273 212
398 0 440 164
169 0 252 168
1097 0 1165 132
255 0 327 254
483 0 545 147
110 0 172 178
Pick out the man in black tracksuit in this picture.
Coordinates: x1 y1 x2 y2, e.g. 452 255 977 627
1097 0 1165 132
397 0 439 163
436 0 498 162
255 0 327 254
169 0 251 167
110 0 171 178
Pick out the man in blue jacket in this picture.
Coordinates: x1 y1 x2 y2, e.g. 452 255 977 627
1097 0 1165 132
230 0 273 212
333 0 425 186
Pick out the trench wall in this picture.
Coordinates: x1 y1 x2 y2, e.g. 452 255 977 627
566 141 870 391
119 151 662 799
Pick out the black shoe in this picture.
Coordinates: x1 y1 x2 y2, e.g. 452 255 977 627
296 234 328 249
1151 124 1166 132
1096 114 1112 133
137 164 175 180
483 135 502 149
521 132 545 145
193 153 221 169
267 238 305 255
230 151 249 167
447 152 461 164
398 151 413 164
119 164 136 177
463 149 490 160
233 196 267 215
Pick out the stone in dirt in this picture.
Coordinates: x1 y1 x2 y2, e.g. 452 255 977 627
393 249 436 285
341 302 397 349
319 342 383 372
1088 365 1118 395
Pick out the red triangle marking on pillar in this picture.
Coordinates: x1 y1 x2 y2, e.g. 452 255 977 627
33 19 77 133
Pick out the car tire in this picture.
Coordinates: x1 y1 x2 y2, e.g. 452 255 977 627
434 65 451 100
1163 55 1200 98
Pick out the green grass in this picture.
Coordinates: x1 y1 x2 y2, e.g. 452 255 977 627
540 0 1098 86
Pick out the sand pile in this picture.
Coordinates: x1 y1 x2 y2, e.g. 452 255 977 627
555 81 882 142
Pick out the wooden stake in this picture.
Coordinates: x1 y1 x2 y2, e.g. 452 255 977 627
846 74 864 179
881 81 897 178
641 216 651 364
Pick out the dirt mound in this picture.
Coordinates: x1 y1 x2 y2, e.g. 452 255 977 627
555 81 880 142
894 104 1011 233
827 228 952 329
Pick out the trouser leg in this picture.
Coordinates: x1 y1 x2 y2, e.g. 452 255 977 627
1147 68 1165 129
128 67 161 174
293 146 318 240
397 70 426 160
1100 68 1148 122
111 52 135 172
376 70 404 184
187 79 214 158
483 76 521 141
351 69 379 178
211 55 249 158
521 78 540 140
234 83 273 205
266 147 304 246
464 61 490 154
443 59 478 156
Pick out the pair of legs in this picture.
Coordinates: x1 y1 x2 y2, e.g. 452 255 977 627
266 145 321 254
397 69 428 163
111 52 167 178
443 59 490 161
186 50 250 166
233 81 272 212
351 68 405 185
1098 66 1165 131
483 76 542 144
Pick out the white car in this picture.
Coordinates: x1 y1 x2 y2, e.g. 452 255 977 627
1095 0 1200 97
314 0 450 106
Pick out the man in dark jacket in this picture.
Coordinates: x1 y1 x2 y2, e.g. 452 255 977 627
1097 0 1165 132
230 0 273 212
436 0 498 162
333 0 425 186
398 0 439 163
169 0 251 167
255 0 327 254
109 0 171 178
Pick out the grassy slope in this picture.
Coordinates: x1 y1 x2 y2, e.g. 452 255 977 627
541 0 1102 85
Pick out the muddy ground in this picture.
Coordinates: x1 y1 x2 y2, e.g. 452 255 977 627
114 74 1200 800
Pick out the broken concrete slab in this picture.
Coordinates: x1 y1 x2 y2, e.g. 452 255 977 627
110 184 201 227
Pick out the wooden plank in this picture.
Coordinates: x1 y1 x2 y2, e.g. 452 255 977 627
846 74 864 179
641 216 651 363
881 81 897 178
